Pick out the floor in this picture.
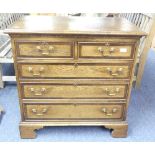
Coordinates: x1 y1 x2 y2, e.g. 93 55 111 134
0 49 155 142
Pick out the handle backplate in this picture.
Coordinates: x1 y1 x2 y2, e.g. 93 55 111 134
101 108 118 116
28 66 45 76
30 87 47 96
104 88 120 96
31 107 48 116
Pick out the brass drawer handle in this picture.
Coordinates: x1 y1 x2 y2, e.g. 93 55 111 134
98 44 116 56
109 47 115 54
104 88 120 96
98 47 104 53
36 45 54 55
101 108 118 116
30 87 47 96
31 108 48 116
41 52 50 55
28 66 45 76
106 67 123 76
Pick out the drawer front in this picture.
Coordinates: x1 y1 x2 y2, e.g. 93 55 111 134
25 104 124 119
78 42 133 59
20 64 130 79
22 84 127 99
15 41 74 58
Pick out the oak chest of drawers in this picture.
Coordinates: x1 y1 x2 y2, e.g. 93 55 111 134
5 16 145 138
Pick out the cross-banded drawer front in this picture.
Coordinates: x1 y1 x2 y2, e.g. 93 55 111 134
25 104 124 119
15 41 74 58
78 42 133 59
22 84 127 99
20 64 130 79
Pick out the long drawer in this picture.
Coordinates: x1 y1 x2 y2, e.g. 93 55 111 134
78 42 134 59
15 40 74 58
21 83 128 99
19 63 131 79
24 104 124 120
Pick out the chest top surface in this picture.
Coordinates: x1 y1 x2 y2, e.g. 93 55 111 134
5 16 146 36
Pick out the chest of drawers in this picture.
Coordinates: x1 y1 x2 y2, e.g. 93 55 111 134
5 16 146 138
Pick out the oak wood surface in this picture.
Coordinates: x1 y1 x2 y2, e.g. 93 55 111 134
22 84 127 99
5 16 145 138
20 64 130 79
16 40 74 58
79 43 132 58
19 121 128 138
5 16 146 36
25 104 124 119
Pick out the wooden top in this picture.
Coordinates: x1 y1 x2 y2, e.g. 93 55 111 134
5 16 146 36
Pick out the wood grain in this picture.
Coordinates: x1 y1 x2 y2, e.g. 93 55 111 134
22 84 127 99
20 64 130 79
5 16 145 138
4 16 146 36
19 121 128 138
25 104 124 119
79 42 133 59
16 40 74 58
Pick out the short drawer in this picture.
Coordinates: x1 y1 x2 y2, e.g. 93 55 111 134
25 104 124 119
15 41 74 58
78 42 133 59
19 63 131 79
22 83 128 99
